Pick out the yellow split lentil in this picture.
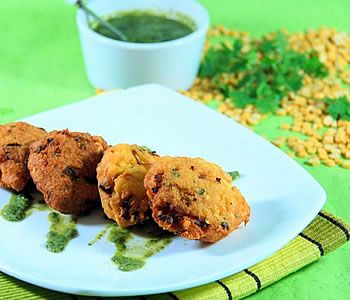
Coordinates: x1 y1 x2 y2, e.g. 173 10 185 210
308 157 321 166
341 160 350 169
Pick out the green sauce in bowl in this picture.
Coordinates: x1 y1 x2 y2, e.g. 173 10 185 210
91 10 196 43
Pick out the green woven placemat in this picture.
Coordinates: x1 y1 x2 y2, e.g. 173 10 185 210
1 210 349 300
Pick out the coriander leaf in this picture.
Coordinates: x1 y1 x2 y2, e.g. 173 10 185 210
227 90 256 108
256 93 281 113
199 39 245 77
200 31 328 113
326 96 350 121
302 55 328 78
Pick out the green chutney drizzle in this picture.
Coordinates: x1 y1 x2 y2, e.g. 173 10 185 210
0 193 50 222
0 193 32 221
46 212 78 253
92 10 196 43
143 236 173 258
108 224 173 272
1 194 171 263
88 224 112 246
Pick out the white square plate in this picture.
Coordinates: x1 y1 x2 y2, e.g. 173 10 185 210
0 84 325 296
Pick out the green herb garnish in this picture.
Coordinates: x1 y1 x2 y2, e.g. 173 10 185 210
200 32 327 113
228 171 240 181
325 96 350 121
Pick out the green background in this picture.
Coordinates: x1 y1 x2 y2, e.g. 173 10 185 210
0 0 349 299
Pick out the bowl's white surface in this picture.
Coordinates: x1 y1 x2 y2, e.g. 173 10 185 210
76 0 209 90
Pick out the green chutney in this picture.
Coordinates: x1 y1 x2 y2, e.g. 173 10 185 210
92 10 196 43
0 193 32 222
46 212 78 253
88 223 112 246
108 224 173 272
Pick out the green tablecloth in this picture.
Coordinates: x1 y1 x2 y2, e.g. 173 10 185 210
0 0 349 299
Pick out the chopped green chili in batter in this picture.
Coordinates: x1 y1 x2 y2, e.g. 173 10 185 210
197 188 206 195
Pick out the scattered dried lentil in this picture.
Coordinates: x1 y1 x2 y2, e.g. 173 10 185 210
324 159 336 167
308 157 321 166
341 160 350 169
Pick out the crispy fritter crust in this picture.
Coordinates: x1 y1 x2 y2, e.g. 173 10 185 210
97 144 159 227
144 156 250 243
28 129 108 214
0 122 47 191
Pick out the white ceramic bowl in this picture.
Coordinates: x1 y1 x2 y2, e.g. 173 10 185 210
76 0 209 90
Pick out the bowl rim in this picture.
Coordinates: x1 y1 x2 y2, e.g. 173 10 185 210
76 0 210 50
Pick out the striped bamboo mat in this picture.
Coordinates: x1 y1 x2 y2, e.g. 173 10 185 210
1 210 349 300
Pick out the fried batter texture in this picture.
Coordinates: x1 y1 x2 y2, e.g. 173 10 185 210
144 156 250 243
0 122 47 191
97 144 158 227
28 129 107 214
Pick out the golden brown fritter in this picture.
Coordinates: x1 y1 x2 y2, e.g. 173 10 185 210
97 144 159 227
144 156 250 243
28 129 108 215
0 122 47 191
